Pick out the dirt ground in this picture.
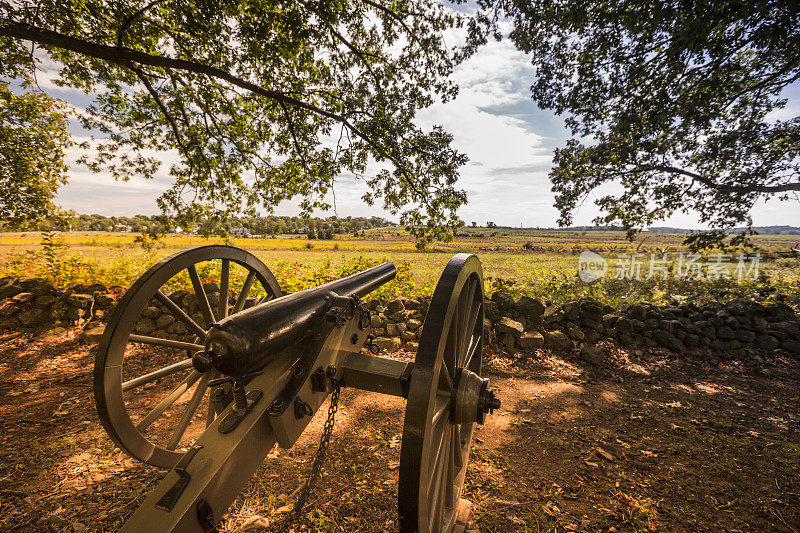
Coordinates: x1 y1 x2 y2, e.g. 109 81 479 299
0 330 798 532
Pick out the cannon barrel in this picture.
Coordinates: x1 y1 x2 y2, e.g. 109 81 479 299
197 262 396 376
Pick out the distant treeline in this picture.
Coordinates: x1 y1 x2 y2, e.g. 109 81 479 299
31 214 396 236
648 226 800 235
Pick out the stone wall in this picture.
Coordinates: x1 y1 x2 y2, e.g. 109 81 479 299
2 275 798 364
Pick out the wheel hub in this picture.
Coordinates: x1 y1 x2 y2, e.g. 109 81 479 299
451 368 501 425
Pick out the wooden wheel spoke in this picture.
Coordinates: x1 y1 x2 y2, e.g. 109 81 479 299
458 278 476 345
122 358 195 391
154 290 207 340
431 392 451 427
428 425 452 532
453 426 464 470
166 373 210 450
462 335 479 371
458 298 481 367
136 371 201 432
128 334 204 352
188 265 215 327
232 270 256 313
444 426 456 509
219 259 230 319
258 293 274 305
438 363 453 391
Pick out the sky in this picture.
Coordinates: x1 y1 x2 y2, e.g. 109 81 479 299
46 22 800 229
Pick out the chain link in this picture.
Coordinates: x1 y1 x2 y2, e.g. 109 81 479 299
274 379 340 532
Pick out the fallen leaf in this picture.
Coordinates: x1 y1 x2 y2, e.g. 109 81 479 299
239 515 270 530
596 447 615 461
387 461 400 470
388 435 401 449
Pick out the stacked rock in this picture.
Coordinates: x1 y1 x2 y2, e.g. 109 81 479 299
367 296 429 353
1 276 798 362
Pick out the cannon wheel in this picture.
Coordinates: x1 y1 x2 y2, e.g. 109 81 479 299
399 253 484 533
94 246 282 468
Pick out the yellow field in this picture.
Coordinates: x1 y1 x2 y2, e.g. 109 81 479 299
1 229 798 306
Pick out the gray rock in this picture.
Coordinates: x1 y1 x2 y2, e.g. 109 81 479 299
491 292 515 312
583 329 601 343
206 292 220 307
565 322 585 341
190 312 206 329
374 336 401 352
94 293 116 308
387 298 405 314
202 282 219 294
734 329 756 343
67 293 93 308
716 326 735 340
618 333 634 345
182 293 198 311
543 330 572 351
755 335 780 350
167 321 188 335
406 318 423 331
782 339 800 354
156 314 176 329
496 317 524 337
516 296 545 320
627 304 647 321
386 322 407 336
518 331 544 349
389 310 407 322
401 330 416 341
683 334 700 347
135 318 157 335
0 284 23 299
34 294 56 308
614 317 632 334
18 308 45 326
141 306 162 319
80 325 106 345
499 332 517 351
403 341 419 352
602 314 620 328
653 330 682 350
402 298 420 311
543 304 564 321
764 302 796 322
578 298 605 320
370 315 382 328
484 300 500 322
580 345 605 365
563 302 580 321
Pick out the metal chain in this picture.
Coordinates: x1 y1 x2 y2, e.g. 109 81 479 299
275 379 340 532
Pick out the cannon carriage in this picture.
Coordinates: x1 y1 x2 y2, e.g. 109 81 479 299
93 245 500 532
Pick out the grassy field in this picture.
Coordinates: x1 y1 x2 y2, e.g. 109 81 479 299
1 229 798 307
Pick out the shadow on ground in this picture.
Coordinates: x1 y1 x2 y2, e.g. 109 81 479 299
0 331 798 532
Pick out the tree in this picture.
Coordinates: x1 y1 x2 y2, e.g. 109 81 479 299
0 1 472 241
485 0 800 248
0 84 71 226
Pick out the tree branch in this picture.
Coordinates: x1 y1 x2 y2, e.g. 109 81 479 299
0 18 422 190
617 164 800 194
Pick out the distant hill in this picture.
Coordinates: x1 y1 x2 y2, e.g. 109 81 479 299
648 225 800 235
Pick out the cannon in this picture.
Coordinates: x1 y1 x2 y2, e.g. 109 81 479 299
93 245 500 532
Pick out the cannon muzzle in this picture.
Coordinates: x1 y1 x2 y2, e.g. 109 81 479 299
196 262 396 376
